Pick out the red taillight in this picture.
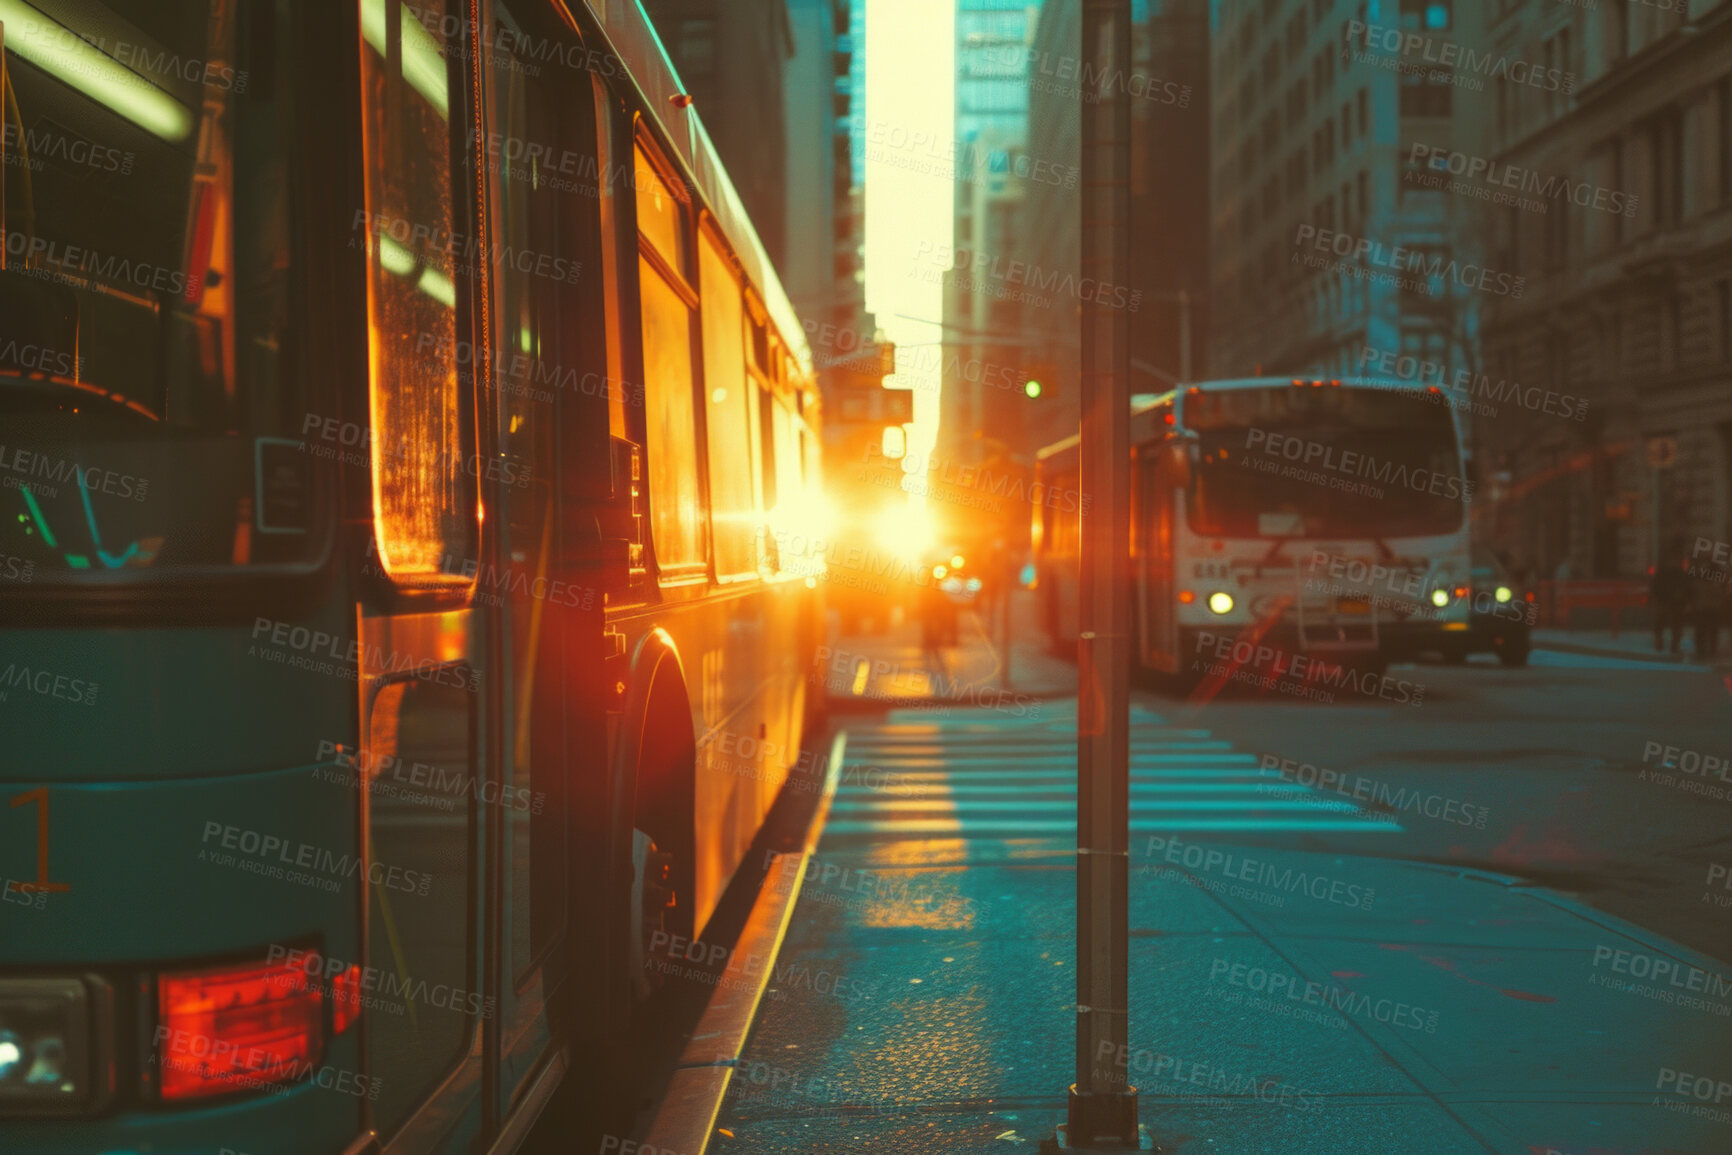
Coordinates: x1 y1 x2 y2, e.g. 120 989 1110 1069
332 965 362 1035
1524 591 1536 603
156 958 324 1100
1179 590 1196 604
1454 585 1470 598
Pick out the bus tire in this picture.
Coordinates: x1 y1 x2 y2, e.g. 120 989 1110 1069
1497 641 1530 668
607 632 697 1036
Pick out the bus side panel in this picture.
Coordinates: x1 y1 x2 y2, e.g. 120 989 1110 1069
1146 464 1181 673
611 581 810 940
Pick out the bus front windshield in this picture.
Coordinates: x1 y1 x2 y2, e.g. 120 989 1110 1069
1184 385 1465 540
0 0 311 583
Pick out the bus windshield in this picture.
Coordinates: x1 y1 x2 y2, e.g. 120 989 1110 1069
0 0 312 583
1184 385 1465 540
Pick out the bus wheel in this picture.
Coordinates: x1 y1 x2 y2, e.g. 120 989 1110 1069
628 830 677 1002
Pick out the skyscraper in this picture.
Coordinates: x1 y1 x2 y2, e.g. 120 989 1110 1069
1207 0 1487 379
942 0 1039 468
640 0 794 271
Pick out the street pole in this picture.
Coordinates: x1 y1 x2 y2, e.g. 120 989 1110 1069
1067 0 1138 1148
1177 290 1192 384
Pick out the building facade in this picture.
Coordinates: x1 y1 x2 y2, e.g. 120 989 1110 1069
640 0 794 271
1208 0 1489 381
941 0 1039 470
1018 0 1211 459
783 0 860 331
1476 0 1732 582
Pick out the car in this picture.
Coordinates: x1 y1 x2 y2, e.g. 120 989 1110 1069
1442 559 1535 667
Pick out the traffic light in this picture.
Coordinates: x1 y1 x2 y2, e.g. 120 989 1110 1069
1023 361 1055 400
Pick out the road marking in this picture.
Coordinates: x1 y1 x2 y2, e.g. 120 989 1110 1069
825 712 1399 840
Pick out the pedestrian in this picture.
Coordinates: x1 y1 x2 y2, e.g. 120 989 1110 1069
1650 550 1690 656
1693 571 1726 661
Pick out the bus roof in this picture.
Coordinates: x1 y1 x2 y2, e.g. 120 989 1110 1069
1036 376 1451 462
576 0 812 376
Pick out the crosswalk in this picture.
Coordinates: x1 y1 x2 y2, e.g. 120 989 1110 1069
822 705 1402 840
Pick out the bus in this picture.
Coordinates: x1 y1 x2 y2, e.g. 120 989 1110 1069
1033 377 1472 682
0 0 823 1151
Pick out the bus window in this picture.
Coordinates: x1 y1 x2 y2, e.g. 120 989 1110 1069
772 400 801 533
358 0 474 587
699 228 756 579
746 297 770 374
633 142 688 274
636 141 706 577
0 0 319 583
754 383 778 568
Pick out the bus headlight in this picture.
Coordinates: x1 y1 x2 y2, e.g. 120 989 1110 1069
1207 592 1234 615
1494 586 1512 603
1429 588 1450 608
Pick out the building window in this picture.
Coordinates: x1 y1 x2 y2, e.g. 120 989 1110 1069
1400 0 1451 31
1546 199 1568 272
1400 70 1453 118
1719 80 1732 207
1648 108 1683 229
1719 281 1732 362
1357 88 1368 137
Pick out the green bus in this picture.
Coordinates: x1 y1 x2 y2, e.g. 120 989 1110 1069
0 0 825 1150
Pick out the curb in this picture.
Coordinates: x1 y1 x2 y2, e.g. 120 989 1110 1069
1535 636 1714 668
635 731 847 1155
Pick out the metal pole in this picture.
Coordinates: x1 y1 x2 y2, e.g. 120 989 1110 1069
1001 562 1013 690
1069 0 1136 1146
1178 290 1192 384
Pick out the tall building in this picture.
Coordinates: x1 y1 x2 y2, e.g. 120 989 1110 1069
1207 0 1488 380
941 0 1039 469
1019 0 1211 458
850 0 869 188
783 0 858 329
640 0 794 270
1475 0 1732 581
785 0 898 557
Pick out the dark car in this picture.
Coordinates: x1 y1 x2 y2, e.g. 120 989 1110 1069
1441 560 1535 667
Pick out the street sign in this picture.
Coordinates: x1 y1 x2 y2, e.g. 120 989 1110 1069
833 387 912 426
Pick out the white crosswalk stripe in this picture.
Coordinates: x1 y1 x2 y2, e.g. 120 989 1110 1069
823 708 1401 839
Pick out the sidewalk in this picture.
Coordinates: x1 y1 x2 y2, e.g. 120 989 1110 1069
1532 627 1726 668
708 705 1732 1155
818 587 1078 710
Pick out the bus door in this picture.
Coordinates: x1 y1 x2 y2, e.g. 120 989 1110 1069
1131 447 1154 666
475 0 610 1134
352 1 488 1148
1142 441 1182 671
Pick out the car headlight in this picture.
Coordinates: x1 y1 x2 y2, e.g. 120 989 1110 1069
1495 586 1512 603
1430 588 1450 608
1207 591 1234 615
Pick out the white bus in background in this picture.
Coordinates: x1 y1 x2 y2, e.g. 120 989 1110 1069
1033 377 1474 680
